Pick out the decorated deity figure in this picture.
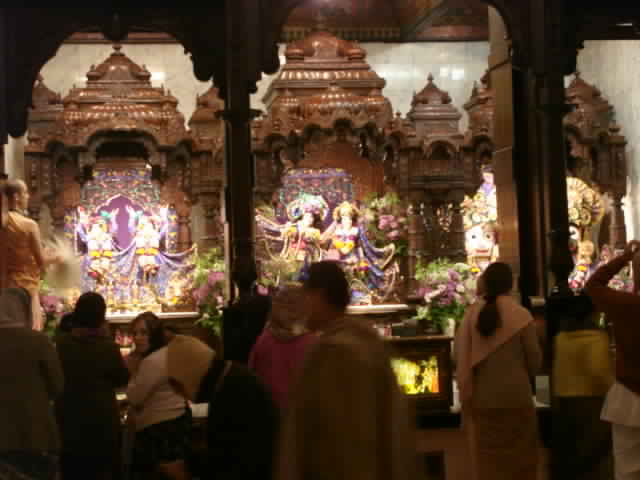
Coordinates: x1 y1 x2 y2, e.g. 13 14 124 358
569 223 581 265
462 165 499 274
465 222 499 274
76 207 119 284
569 240 597 292
323 201 396 303
127 205 169 283
256 193 328 282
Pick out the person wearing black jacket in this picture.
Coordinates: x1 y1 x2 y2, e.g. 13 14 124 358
167 334 278 480
222 259 271 364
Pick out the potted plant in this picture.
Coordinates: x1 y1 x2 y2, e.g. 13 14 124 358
413 259 477 335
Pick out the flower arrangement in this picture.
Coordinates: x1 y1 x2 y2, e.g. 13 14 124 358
192 247 226 336
258 257 300 293
39 279 72 339
362 192 409 256
413 259 477 333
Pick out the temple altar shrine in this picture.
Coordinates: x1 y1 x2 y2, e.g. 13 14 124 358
25 45 225 316
462 69 630 292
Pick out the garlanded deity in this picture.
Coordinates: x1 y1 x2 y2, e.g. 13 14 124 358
256 195 398 303
75 206 119 284
566 177 605 291
256 193 328 280
323 201 396 304
462 165 499 273
569 240 597 291
464 222 499 274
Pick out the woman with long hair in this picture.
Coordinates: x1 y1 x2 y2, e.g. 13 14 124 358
454 262 542 480
127 312 192 480
56 292 130 480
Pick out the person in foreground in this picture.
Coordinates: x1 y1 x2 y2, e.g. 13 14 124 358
248 285 317 411
454 262 542 480
0 288 64 479
0 179 61 330
167 334 278 480
277 261 415 480
585 240 640 480
552 293 613 480
55 292 130 480
127 312 192 480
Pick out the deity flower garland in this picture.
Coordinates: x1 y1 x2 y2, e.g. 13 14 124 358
192 247 226 336
413 259 477 333
362 192 409 256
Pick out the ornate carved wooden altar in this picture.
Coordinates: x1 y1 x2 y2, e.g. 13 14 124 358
25 45 223 251
465 70 628 251
386 75 472 292
252 29 393 205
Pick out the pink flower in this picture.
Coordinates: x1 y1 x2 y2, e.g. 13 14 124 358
208 271 225 286
40 295 60 314
257 285 269 295
387 230 400 240
398 217 407 224
390 221 399 229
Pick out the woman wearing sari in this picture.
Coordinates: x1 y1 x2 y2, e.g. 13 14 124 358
454 262 543 480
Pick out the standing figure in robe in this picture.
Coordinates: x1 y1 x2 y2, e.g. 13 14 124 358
76 207 119 285
256 194 328 283
127 205 168 284
0 180 61 330
323 201 396 303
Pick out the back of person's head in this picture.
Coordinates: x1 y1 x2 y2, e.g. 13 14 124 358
133 311 167 357
269 285 307 336
477 262 513 337
73 292 107 329
304 261 351 313
0 288 31 328
3 179 25 204
558 293 597 332
58 312 75 333
232 258 258 292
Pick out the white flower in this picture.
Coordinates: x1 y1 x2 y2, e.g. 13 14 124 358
456 284 466 293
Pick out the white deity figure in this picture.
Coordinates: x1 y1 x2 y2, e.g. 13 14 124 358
127 205 169 283
465 222 499 274
462 165 499 274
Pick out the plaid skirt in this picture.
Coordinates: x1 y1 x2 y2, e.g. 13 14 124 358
132 409 192 471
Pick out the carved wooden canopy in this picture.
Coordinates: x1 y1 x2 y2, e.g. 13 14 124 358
254 28 393 143
253 29 394 202
28 75 63 143
27 45 187 153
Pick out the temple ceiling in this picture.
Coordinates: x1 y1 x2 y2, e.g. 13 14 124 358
66 0 490 44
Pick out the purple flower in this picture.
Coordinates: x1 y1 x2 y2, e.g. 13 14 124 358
449 270 461 282
194 284 211 306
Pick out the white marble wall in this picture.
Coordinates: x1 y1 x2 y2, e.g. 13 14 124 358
576 41 640 239
37 41 490 131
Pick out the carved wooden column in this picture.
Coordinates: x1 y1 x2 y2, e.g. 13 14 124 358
487 8 528 290
223 0 258 298
448 190 467 263
199 190 222 250
407 190 426 293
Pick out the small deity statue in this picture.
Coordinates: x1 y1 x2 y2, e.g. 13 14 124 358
127 205 168 284
76 207 119 285
569 240 597 292
465 222 499 274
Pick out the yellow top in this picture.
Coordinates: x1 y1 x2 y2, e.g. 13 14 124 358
552 329 613 397
5 211 40 292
